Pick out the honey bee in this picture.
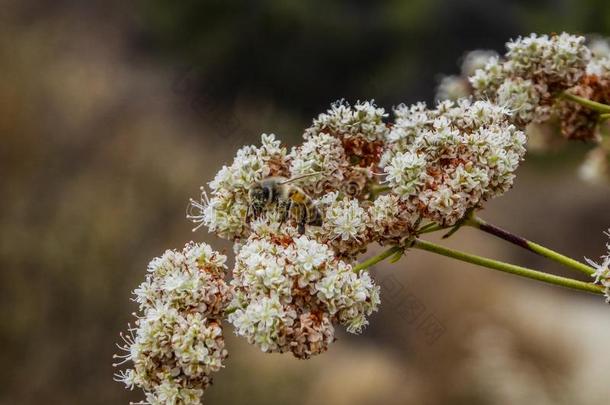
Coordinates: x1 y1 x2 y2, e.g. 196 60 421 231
247 173 323 235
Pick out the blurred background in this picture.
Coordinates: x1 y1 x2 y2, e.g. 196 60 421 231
2 0 610 403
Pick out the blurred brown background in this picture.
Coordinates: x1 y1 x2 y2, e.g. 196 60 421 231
2 0 610 403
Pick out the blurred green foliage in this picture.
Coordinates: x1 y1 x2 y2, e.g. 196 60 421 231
138 0 609 117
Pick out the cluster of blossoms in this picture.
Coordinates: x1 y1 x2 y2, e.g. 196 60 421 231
114 243 231 404
188 133 288 240
117 33 610 404
438 33 610 184
382 99 527 225
587 230 610 302
470 33 592 127
228 222 379 358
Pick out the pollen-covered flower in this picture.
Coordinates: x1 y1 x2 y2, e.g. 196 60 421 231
188 133 289 240
305 100 388 168
382 99 526 225
586 230 610 302
228 229 380 359
114 243 231 405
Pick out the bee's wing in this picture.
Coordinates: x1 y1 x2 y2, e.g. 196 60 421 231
279 171 324 185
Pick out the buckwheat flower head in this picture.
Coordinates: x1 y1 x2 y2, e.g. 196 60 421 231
188 133 288 240
114 243 231 405
228 229 379 359
505 33 590 89
557 74 610 141
306 100 388 142
496 77 546 126
288 132 371 198
469 56 507 97
313 192 371 258
133 242 231 315
305 100 388 168
586 230 610 302
470 33 591 127
367 193 418 245
315 260 380 333
382 99 526 225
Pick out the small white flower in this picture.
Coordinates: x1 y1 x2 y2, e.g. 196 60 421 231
586 229 610 302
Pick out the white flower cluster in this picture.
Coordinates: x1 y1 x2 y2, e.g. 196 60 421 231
382 99 527 225
188 133 288 240
312 191 371 257
305 99 389 143
288 132 371 199
114 243 231 405
470 33 591 125
368 193 418 245
586 230 610 302
304 100 388 170
228 226 379 359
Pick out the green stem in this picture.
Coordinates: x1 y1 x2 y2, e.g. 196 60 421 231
353 245 403 272
561 92 610 113
412 239 602 294
466 216 594 276
601 113 610 121
418 223 448 234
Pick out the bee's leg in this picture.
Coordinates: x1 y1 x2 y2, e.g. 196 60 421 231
308 206 323 227
245 204 251 224
297 203 307 235
277 200 290 231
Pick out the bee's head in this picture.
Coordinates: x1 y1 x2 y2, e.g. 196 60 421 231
248 182 270 216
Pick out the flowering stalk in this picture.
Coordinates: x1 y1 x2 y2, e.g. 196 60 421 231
561 92 610 114
465 215 595 276
116 32 610 404
411 239 604 294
